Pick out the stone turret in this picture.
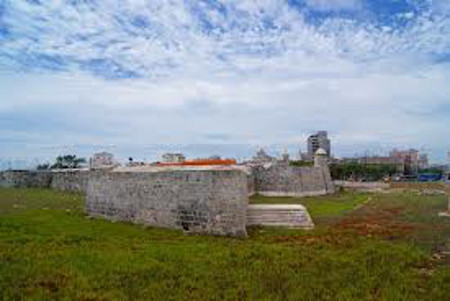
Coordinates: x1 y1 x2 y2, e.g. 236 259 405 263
314 148 328 168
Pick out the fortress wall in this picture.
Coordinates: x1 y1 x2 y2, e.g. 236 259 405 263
0 170 52 188
252 163 334 197
50 170 90 193
0 169 89 193
85 169 248 236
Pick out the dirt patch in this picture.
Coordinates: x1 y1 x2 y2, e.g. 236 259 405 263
274 232 356 248
335 204 417 238
274 203 417 245
337 216 416 238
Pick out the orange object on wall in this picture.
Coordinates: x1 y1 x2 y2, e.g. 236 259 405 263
157 159 236 166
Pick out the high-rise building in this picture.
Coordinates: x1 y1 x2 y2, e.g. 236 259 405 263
307 131 331 158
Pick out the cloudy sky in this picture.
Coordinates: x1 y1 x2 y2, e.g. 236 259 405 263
1 0 449 167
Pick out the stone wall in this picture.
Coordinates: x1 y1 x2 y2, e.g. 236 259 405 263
0 169 89 193
0 170 52 188
249 162 334 197
0 165 325 235
50 170 90 193
85 168 248 236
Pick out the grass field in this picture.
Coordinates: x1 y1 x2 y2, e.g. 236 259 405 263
250 191 369 220
2 188 450 300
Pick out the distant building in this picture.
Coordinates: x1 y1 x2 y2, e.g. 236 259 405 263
307 131 330 159
161 153 185 163
334 148 430 177
418 153 429 169
391 149 420 173
90 152 115 169
358 156 405 173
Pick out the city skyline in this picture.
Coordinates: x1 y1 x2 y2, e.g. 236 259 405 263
0 139 445 171
1 1 449 165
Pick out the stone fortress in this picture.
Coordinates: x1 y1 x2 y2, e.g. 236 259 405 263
0 147 334 236
247 147 334 197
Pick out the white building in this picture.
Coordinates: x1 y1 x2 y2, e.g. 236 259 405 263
90 152 116 169
161 153 185 163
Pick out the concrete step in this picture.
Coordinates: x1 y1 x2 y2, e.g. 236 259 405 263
247 204 314 229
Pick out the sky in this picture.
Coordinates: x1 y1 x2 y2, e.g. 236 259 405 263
0 0 449 168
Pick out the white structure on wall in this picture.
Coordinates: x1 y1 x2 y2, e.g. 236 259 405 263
314 148 328 167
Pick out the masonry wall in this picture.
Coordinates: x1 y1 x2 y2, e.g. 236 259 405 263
50 170 90 193
0 170 89 193
85 169 248 236
0 170 52 189
251 162 334 197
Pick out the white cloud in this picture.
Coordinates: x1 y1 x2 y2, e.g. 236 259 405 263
1 57 448 160
304 0 362 11
433 0 450 14
2 0 449 78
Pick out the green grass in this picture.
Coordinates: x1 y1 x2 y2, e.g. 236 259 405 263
250 191 369 220
2 188 450 300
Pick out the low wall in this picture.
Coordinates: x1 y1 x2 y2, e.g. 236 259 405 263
334 181 390 191
390 182 446 191
0 169 89 193
86 168 249 236
251 163 334 197
0 170 52 189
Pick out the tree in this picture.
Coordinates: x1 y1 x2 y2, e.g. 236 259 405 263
330 163 397 182
36 163 50 170
51 155 86 169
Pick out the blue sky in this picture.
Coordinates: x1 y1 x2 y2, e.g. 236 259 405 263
0 0 449 167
